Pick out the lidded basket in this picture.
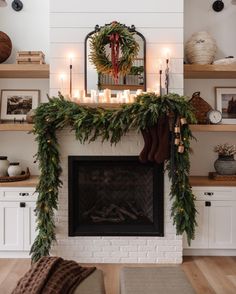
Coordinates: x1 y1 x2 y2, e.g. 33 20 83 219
185 31 217 64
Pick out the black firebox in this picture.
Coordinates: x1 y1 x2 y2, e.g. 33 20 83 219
68 156 164 236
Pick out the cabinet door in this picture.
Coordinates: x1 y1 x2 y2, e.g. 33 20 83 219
24 202 37 251
184 201 209 249
0 202 24 251
209 201 236 249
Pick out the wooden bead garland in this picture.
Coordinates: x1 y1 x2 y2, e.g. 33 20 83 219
174 116 187 153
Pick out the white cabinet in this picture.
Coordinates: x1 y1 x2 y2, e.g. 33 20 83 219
184 186 236 250
209 201 236 249
186 201 209 249
0 187 37 252
0 202 24 251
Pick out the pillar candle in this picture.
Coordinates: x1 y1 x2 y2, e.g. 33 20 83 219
103 88 111 103
91 90 98 103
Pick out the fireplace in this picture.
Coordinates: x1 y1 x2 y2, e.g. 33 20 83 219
68 156 164 236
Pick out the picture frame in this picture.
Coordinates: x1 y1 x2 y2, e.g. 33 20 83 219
0 89 40 121
215 87 236 124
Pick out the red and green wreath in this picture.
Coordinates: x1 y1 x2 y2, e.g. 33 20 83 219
89 22 139 83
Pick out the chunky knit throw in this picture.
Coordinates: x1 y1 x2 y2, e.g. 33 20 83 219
12 256 96 294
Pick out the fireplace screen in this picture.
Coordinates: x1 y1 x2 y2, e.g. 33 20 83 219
69 156 164 236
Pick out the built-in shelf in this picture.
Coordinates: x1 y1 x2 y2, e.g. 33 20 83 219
1 123 236 132
0 175 39 187
189 124 236 132
0 124 33 131
189 176 236 187
184 64 236 79
0 64 49 78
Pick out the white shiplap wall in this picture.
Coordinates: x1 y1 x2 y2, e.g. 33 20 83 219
49 0 184 263
49 0 184 96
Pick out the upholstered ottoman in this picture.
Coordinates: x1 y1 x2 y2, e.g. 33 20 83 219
120 267 195 294
74 269 106 294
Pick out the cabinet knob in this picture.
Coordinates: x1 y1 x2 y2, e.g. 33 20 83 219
204 192 214 196
205 201 211 207
19 193 29 197
20 202 26 208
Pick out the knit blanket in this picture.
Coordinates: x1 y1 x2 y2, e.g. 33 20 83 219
12 256 96 294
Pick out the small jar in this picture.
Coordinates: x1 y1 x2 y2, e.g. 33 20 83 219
0 156 10 177
8 162 22 177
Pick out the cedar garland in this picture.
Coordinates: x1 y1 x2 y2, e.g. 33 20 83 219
89 22 139 82
31 92 197 262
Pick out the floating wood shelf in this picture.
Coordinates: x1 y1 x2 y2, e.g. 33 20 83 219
0 175 39 187
189 176 236 187
0 64 49 78
189 124 236 132
0 124 33 131
184 64 236 79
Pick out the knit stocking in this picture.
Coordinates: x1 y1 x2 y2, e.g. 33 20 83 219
154 115 170 164
139 129 152 163
147 124 159 162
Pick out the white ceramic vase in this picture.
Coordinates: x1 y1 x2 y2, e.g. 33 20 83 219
8 162 22 177
0 156 9 177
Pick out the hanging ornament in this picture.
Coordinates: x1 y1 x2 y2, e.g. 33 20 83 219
178 143 185 153
174 125 180 133
174 137 180 145
180 117 187 125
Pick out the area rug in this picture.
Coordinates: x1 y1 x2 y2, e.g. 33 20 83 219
120 267 195 294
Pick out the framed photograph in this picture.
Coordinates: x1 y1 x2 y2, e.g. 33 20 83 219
215 87 236 124
0 89 40 121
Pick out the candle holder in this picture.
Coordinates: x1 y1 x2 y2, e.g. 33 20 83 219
159 69 162 96
69 63 72 99
165 58 169 94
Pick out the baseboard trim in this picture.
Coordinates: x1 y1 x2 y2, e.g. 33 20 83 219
184 249 236 256
0 251 31 258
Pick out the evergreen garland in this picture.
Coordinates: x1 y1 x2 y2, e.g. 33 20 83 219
31 92 197 262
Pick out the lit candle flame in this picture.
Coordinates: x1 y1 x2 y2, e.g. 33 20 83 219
68 53 74 65
163 48 171 60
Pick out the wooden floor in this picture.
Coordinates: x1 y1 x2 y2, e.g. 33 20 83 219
0 257 236 294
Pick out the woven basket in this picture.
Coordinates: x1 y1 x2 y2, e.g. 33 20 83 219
189 92 212 124
185 31 217 64
0 168 30 182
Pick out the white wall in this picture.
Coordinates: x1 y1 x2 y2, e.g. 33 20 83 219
0 0 50 174
185 0 236 60
49 0 184 96
184 0 236 175
0 0 49 64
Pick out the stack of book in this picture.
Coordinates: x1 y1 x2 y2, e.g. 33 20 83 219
16 51 45 64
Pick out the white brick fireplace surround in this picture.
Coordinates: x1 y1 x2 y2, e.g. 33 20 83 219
50 0 184 263
52 131 182 263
